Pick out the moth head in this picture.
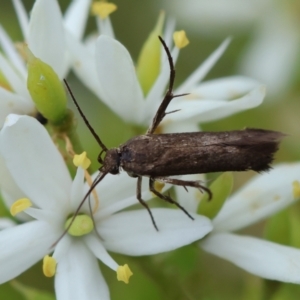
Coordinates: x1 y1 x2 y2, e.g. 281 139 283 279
101 148 120 174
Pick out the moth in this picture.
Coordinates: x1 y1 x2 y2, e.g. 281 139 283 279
64 36 283 230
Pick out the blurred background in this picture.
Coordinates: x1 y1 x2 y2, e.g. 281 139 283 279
1 0 300 299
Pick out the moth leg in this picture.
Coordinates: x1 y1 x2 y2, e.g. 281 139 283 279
156 177 213 200
137 176 158 231
149 177 194 220
146 37 188 134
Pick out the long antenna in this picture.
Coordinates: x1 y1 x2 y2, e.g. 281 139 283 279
51 171 108 248
64 79 108 151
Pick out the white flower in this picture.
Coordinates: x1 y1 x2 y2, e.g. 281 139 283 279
164 0 299 96
67 14 265 133
177 164 300 283
0 0 91 125
0 114 213 299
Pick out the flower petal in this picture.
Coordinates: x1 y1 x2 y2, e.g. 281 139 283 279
0 115 72 212
0 25 27 78
55 240 109 300
96 35 144 123
99 208 212 255
28 0 65 78
12 0 29 39
213 163 300 232
201 232 300 283
0 154 31 222
165 85 265 123
175 38 231 94
0 88 34 126
64 0 91 39
239 11 299 96
0 220 58 283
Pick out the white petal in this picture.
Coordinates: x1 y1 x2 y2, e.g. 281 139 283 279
12 0 29 39
162 120 200 133
239 10 299 96
0 88 34 126
213 163 300 232
64 0 91 39
66 33 104 99
28 0 65 78
0 220 58 283
0 154 31 222
99 208 212 255
174 174 206 212
0 218 16 230
165 85 265 123
96 17 115 38
175 38 231 94
0 25 27 78
96 35 144 123
189 76 261 99
84 234 118 270
0 51 28 96
201 233 300 283
70 167 85 211
0 115 72 212
55 241 110 300
91 171 144 208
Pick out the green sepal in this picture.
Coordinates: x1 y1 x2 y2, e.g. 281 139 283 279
198 172 233 219
0 70 13 91
26 47 67 124
136 12 164 96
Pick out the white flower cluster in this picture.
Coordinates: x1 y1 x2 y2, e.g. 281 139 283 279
0 0 300 299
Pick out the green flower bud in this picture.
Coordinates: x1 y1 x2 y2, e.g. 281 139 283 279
198 172 233 219
26 45 67 124
136 12 164 96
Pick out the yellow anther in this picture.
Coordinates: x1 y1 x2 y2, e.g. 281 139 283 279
43 255 56 277
173 30 190 49
10 198 32 216
292 181 300 199
154 181 165 193
73 151 91 170
91 1 117 19
65 214 94 236
117 264 133 284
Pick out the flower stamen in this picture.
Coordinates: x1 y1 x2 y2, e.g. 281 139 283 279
10 198 32 216
117 264 133 284
43 255 56 277
73 151 91 170
173 30 190 49
91 1 117 19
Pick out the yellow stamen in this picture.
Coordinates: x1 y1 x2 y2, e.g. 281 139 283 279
73 151 91 170
173 30 189 49
43 255 56 277
91 1 117 19
117 264 133 284
292 181 300 199
154 181 165 193
65 214 94 236
10 198 32 216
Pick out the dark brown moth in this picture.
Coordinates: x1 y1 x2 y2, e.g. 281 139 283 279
64 36 283 231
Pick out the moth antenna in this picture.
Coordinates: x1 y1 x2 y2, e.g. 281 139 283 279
51 171 108 248
147 36 177 134
64 79 108 152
